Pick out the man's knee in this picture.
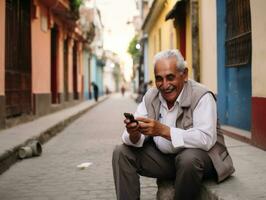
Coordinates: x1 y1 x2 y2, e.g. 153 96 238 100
112 144 136 163
112 144 139 174
113 144 125 160
175 149 204 173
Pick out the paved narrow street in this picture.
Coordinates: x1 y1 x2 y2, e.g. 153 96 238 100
0 94 157 200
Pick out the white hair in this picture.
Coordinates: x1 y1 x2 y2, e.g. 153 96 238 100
154 49 186 72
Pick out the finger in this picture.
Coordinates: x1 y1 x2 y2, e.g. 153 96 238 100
126 122 139 128
136 117 151 123
124 119 138 126
124 119 130 124
140 129 152 136
138 122 150 128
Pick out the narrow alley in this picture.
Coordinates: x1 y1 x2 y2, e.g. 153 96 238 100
0 94 157 200
1 0 266 199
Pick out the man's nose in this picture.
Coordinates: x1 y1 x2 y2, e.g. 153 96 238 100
161 79 169 89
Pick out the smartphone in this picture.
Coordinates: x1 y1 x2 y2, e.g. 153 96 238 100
124 112 138 124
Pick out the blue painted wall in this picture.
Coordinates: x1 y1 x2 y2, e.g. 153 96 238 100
216 0 251 130
217 0 227 124
90 55 97 99
96 59 104 96
90 55 104 98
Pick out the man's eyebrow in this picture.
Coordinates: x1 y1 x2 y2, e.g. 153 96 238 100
165 73 175 78
166 74 175 76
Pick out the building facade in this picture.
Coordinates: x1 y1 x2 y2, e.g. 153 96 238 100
164 0 266 149
79 2 105 99
0 0 85 129
137 0 266 149
141 0 184 84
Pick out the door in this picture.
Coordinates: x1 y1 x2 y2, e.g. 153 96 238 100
5 0 32 118
225 0 252 130
72 41 78 100
51 25 59 104
217 0 251 131
64 38 69 101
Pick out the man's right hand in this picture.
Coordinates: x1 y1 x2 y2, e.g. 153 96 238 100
124 119 141 144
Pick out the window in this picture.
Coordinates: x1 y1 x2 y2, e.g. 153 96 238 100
225 0 251 67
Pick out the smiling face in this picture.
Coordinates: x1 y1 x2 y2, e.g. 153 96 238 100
154 57 188 109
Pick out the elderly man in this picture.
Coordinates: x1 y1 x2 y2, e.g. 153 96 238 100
112 49 234 200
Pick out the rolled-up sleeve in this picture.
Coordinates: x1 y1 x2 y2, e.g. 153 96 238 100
121 97 148 147
122 131 146 147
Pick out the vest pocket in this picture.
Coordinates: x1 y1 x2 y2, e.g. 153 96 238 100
220 150 229 161
180 111 193 130
182 119 193 130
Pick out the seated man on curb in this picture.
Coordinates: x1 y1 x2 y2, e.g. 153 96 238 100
112 49 235 200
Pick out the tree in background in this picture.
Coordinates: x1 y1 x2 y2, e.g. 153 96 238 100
70 0 84 18
127 35 141 65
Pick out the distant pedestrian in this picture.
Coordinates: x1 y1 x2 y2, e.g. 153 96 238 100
91 82 99 102
121 86 126 96
105 86 110 95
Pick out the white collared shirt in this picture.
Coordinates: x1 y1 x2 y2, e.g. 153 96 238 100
122 89 217 154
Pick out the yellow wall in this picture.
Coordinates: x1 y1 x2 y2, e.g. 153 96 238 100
0 0 5 95
147 0 178 83
250 0 266 97
185 3 192 78
198 0 217 93
146 0 194 83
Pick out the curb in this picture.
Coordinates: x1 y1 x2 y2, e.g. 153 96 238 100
0 96 109 175
157 179 220 200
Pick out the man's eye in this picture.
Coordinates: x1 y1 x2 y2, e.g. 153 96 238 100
156 77 162 82
167 75 175 81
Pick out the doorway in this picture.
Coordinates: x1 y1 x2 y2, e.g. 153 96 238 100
5 0 32 118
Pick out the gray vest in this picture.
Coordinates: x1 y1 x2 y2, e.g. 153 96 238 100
144 80 235 182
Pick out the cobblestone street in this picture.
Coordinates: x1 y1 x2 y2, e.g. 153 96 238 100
0 94 157 200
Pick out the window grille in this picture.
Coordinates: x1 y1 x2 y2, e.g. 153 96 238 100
225 0 251 67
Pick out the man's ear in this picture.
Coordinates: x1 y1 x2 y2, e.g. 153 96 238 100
183 68 188 81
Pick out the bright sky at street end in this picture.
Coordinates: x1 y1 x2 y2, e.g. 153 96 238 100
96 0 138 82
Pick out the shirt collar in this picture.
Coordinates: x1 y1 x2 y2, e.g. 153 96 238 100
158 87 185 110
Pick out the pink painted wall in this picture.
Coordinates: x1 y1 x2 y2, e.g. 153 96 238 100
31 4 51 94
78 42 83 93
0 0 5 95
67 39 83 94
58 29 64 93
31 1 83 96
68 38 74 93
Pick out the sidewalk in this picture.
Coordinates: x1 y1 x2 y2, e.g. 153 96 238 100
0 96 108 175
205 135 266 200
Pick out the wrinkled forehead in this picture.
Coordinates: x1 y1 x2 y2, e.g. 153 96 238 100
154 57 178 72
154 59 178 76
